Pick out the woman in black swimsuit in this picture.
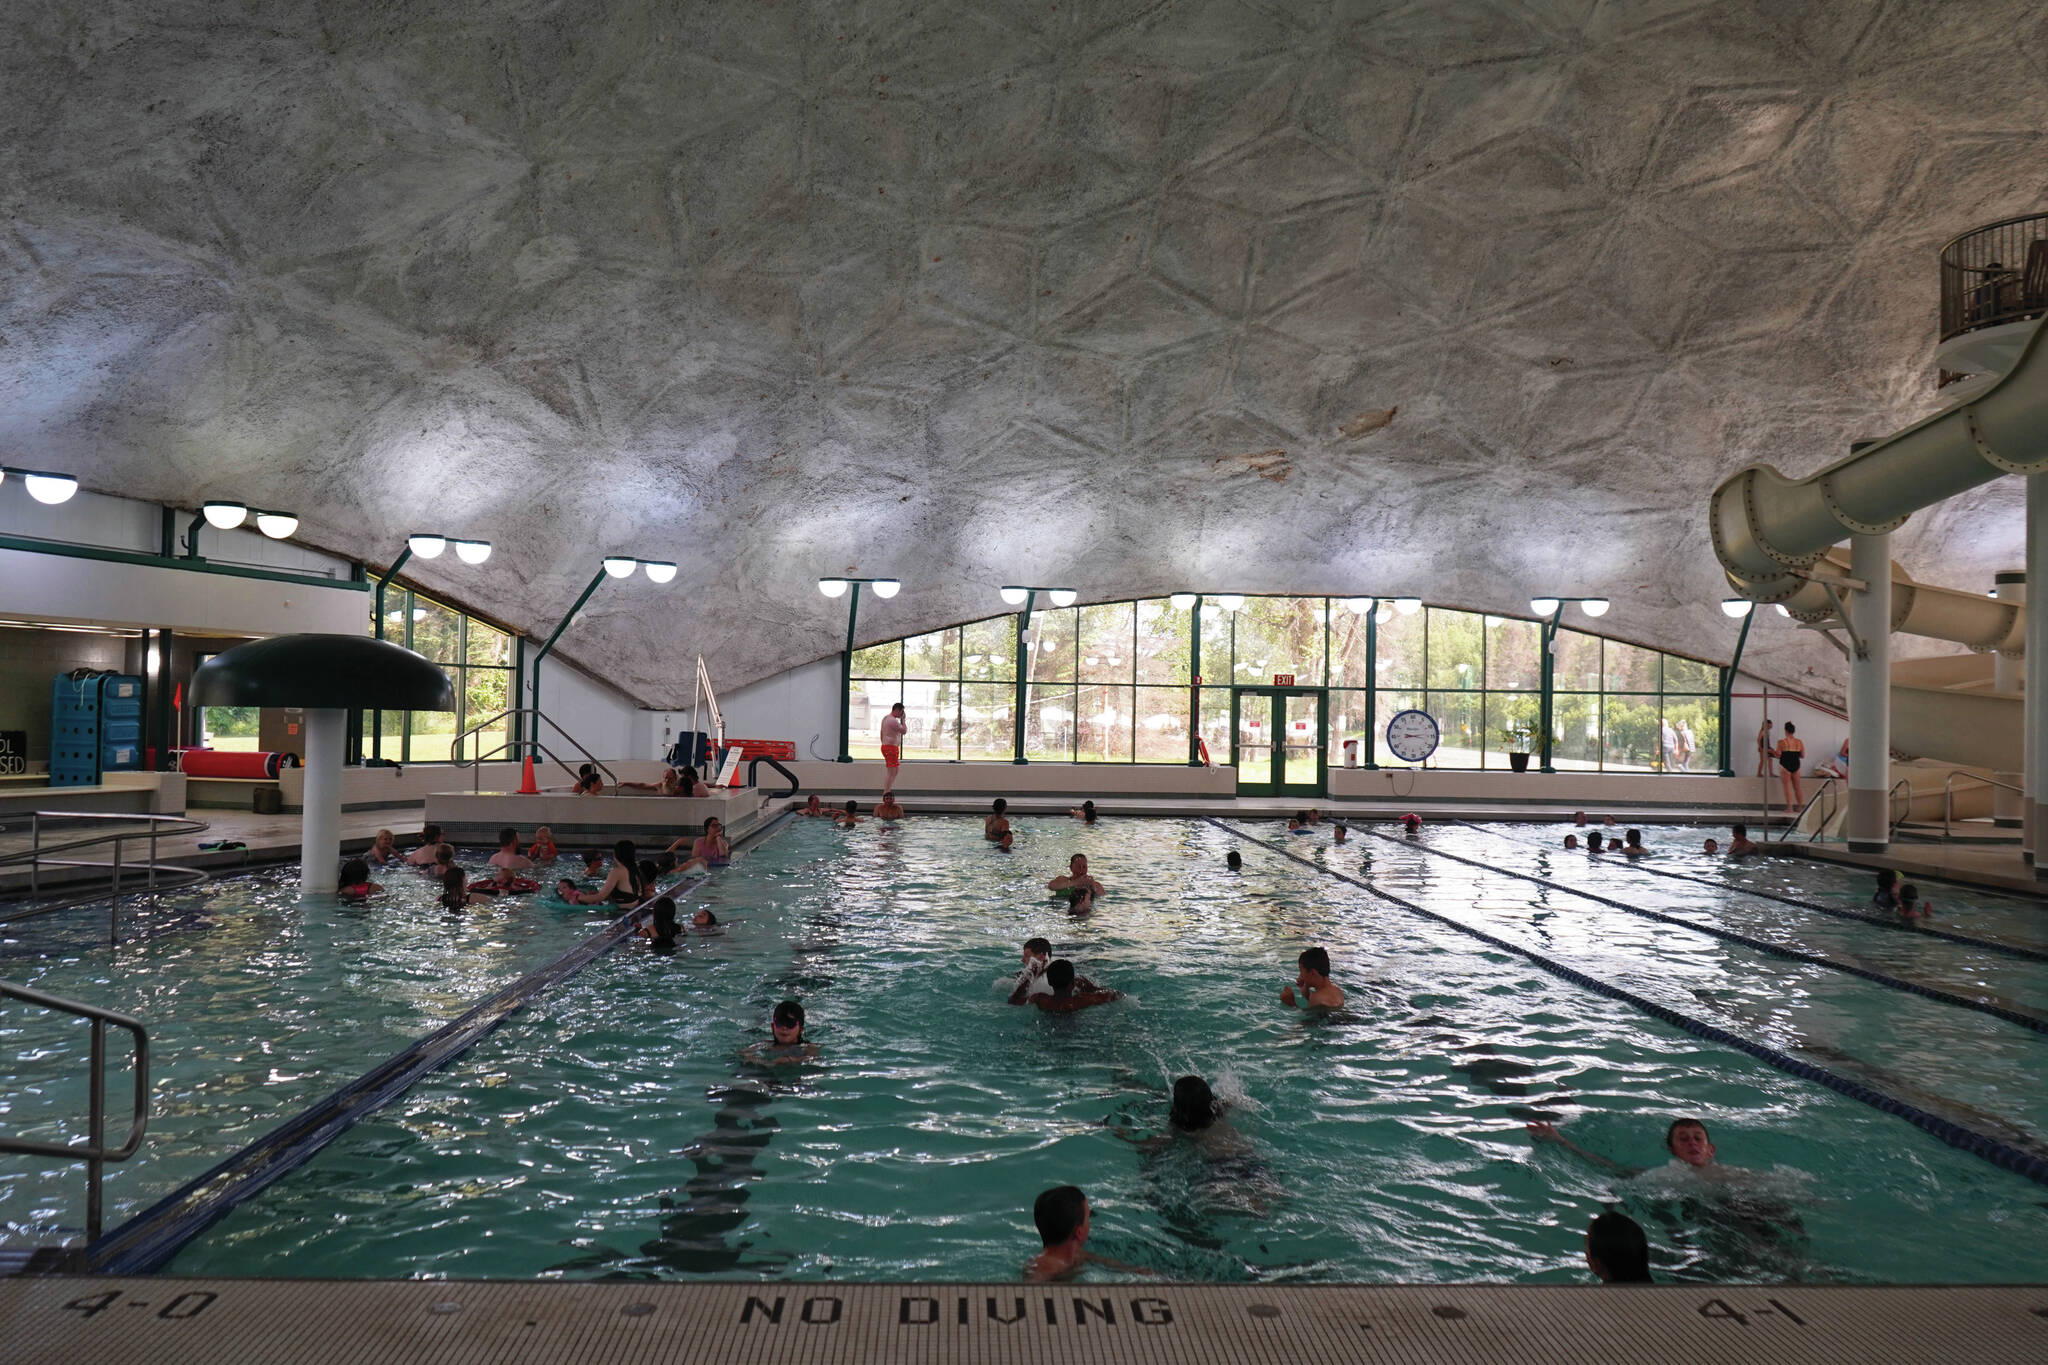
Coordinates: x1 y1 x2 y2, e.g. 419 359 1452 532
557 839 647 906
1774 721 1804 811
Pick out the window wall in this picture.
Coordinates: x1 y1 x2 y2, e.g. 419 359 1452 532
365 589 516 762
846 595 1724 770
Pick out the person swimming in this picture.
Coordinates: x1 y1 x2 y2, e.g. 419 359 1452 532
1008 936 1054 1004
742 999 818 1066
1702 837 1719 854
985 798 1011 840
1401 813 1422 836
1280 946 1344 1010
799 794 825 817
1621 828 1647 858
638 897 680 951
405 824 444 867
365 829 401 866
1069 799 1098 823
833 799 864 826
528 826 560 861
1586 1211 1653 1284
1563 834 1580 850
1048 853 1105 900
572 763 605 796
1896 882 1932 920
1034 958 1121 1013
875 794 905 819
337 857 381 901
668 816 730 872
557 839 647 906
439 866 487 912
1585 832 1604 853
1225 850 1242 872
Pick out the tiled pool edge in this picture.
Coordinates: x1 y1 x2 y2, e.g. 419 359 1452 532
4 1277 2043 1365
81 810 800 1276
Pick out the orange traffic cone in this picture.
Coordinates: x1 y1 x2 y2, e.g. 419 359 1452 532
518 754 539 795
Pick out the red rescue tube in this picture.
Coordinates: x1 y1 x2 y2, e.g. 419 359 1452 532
178 749 293 779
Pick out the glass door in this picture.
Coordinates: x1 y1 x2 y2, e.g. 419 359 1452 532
1232 688 1327 797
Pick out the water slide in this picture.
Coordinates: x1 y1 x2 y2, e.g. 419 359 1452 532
1711 317 2046 777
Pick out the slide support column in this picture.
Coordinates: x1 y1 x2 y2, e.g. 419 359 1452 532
1845 532 1891 852
2030 477 2048 873
300 708 345 896
1994 571 2025 828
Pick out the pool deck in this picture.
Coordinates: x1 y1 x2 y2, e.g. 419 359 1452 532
3 1276 2043 1364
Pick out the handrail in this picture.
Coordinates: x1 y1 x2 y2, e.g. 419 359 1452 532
745 756 800 800
449 708 618 793
1939 212 2048 342
1888 777 1915 840
1944 770 2025 842
1775 775 1839 842
0 979 150 1242
0 812 212 939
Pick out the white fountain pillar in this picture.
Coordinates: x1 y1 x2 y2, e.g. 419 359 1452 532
301 707 345 895
1845 532 1892 852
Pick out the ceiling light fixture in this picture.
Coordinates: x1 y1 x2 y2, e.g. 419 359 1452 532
602 556 638 579
642 561 677 584
1342 597 1374 614
1000 586 1030 606
1217 594 1245 611
1393 597 1422 615
1047 589 1077 607
872 578 902 599
1529 597 1561 616
202 501 249 530
10 469 81 505
818 578 849 598
255 512 299 539
454 539 493 565
1578 598 1610 618
1720 599 1753 618
1169 593 1197 609
408 534 448 559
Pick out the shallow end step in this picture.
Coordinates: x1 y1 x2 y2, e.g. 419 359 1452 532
3 1277 2046 1365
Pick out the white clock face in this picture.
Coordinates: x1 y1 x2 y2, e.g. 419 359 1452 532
1386 709 1440 763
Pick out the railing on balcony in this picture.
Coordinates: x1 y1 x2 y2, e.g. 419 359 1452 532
1939 213 2048 343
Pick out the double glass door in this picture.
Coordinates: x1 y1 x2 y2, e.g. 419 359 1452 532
1232 688 1327 797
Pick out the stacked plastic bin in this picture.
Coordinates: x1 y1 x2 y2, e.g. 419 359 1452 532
49 672 144 786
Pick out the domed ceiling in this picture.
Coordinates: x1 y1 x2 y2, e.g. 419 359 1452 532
4 0 2044 705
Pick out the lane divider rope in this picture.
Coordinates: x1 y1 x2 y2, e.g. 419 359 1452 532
90 805 801 1275
1456 819 2048 966
1356 829 2048 1036
1208 819 2048 1188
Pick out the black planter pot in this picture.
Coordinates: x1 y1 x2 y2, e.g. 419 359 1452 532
1507 752 1531 773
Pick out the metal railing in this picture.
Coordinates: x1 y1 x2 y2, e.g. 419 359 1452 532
1888 778 1915 841
0 812 211 939
0 980 149 1244
1939 213 2048 342
450 708 619 793
1943 771 2024 842
693 655 726 776
1775 776 1840 842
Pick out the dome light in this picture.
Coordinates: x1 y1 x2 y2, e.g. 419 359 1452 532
255 511 299 539
1048 588 1077 607
407 534 447 559
202 501 248 530
1217 594 1245 611
1342 597 1374 614
819 578 849 598
454 539 493 565
642 561 677 584
1529 597 1561 616
1578 598 1610 618
20 471 79 505
1720 599 1753 618
1393 597 1422 615
602 556 638 579
1775 604 1791 617
1484 615 1504 628
872 578 901 599
1000 586 1030 606
1169 592 1197 609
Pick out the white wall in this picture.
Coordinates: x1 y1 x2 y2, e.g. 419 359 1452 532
1728 671 1848 776
0 547 369 636
0 486 356 580
631 655 841 763
525 655 641 761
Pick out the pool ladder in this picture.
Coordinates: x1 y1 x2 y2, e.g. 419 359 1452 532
0 979 149 1267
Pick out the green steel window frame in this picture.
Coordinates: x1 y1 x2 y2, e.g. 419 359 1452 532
843 596 1728 772
363 586 515 764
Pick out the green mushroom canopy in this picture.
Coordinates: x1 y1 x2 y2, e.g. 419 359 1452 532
190 633 456 711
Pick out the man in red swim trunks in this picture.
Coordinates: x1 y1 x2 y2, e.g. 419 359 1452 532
879 701 907 799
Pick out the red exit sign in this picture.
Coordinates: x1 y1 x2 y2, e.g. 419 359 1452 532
1272 674 1295 686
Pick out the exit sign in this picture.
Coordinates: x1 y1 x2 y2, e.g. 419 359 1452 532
1273 674 1295 686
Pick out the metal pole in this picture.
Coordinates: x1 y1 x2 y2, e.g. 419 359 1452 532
1994 571 2024 827
531 568 609 757
87 1018 105 1241
1187 596 1203 766
2029 475 2048 873
1717 608 1752 776
836 582 862 763
370 547 413 762
1846 531 1892 852
1363 602 1379 770
29 812 39 900
1012 590 1037 764
301 708 346 895
1537 604 1564 773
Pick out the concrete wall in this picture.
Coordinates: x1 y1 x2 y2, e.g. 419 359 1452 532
0 625 134 768
0 547 368 637
525 655 643 763
630 655 844 765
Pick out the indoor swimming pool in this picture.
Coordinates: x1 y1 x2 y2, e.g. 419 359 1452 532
10 815 2028 1286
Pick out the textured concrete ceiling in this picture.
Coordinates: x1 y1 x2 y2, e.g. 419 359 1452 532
5 1 2046 707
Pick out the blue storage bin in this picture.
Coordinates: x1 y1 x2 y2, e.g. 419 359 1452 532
50 672 146 783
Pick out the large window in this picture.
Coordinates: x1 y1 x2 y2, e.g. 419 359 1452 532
844 595 1725 770
364 589 516 763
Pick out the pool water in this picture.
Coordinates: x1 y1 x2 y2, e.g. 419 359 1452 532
157 817 2048 1285
0 853 614 1241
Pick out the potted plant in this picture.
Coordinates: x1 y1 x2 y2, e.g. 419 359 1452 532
1500 724 1532 773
